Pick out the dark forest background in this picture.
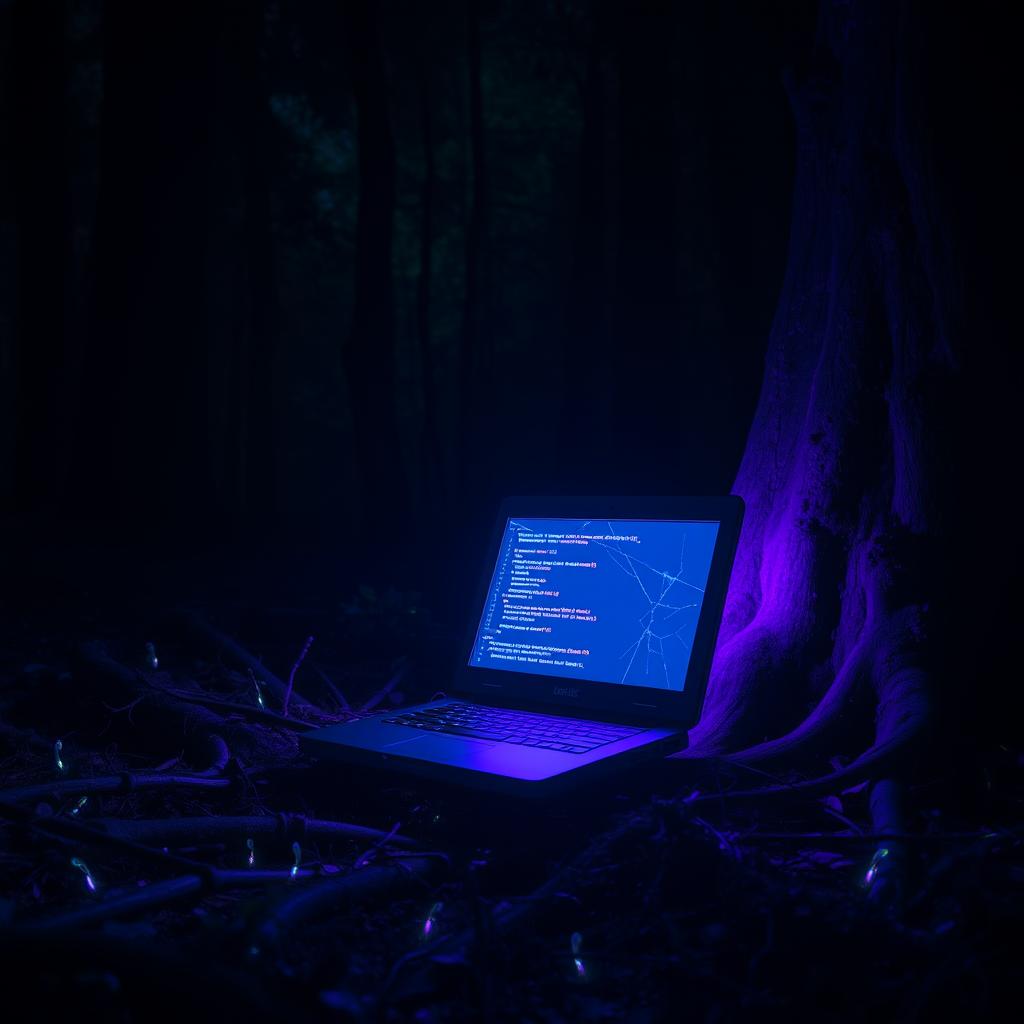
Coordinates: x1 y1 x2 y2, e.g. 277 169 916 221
0 1 813 578
0 0 1017 624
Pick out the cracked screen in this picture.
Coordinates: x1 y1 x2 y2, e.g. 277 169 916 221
469 518 720 691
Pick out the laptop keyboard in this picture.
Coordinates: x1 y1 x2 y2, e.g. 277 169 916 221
380 702 643 754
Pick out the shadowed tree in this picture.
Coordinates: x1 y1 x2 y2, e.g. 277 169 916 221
78 0 218 525
415 53 444 522
457 0 489 498
559 0 615 484
344 0 409 542
11 0 71 513
675 1 974 816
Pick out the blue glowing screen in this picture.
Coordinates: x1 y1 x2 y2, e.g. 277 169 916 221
469 517 720 691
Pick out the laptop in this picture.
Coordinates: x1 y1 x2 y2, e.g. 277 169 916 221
301 496 744 794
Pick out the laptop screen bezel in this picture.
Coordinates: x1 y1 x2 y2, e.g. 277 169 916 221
455 495 745 728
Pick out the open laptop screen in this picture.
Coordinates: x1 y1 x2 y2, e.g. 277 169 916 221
468 517 720 692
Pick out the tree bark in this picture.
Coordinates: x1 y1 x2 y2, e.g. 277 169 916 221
680 1 958 786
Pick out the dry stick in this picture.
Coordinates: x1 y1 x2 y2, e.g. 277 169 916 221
23 867 322 933
282 635 314 718
160 687 314 731
254 855 441 950
0 772 231 805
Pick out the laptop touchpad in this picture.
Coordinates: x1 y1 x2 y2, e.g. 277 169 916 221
384 733 497 755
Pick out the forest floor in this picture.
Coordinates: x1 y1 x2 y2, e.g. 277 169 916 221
0 547 1020 1022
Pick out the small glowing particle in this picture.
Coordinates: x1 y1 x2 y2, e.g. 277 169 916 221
291 841 301 878
862 847 890 888
145 642 159 670
247 837 255 867
71 857 97 892
422 901 443 939
54 740 64 773
571 932 586 979
70 796 88 816
248 669 265 710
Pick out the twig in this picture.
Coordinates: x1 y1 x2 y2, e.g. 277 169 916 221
0 772 231 805
23 867 323 932
283 636 314 718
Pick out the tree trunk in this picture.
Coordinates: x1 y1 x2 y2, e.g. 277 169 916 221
679 1 958 788
416 58 444 521
559 0 615 484
344 0 407 544
79 0 216 529
612 0 680 492
197 0 280 534
11 0 70 514
457 0 488 497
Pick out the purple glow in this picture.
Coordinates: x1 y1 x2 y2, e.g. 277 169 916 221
862 847 889 889
574 957 586 978
71 857 97 892
247 837 255 867
422 901 443 939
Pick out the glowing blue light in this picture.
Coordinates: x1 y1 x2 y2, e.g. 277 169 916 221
862 847 890 888
571 931 586 979
291 841 301 878
249 669 265 709
54 739 64 773
70 796 88 816
71 857 97 892
246 837 255 867
422 901 443 939
145 642 159 670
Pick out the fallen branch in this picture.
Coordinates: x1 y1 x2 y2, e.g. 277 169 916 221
94 814 418 849
254 855 441 951
23 868 323 933
0 771 231 805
